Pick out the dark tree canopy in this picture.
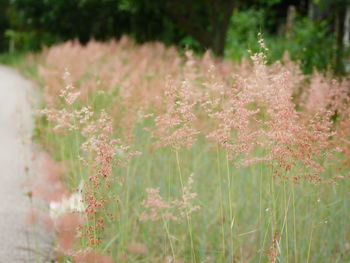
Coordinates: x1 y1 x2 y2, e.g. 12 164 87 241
1 0 350 73
5 0 237 56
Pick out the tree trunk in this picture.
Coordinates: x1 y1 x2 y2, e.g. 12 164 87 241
335 6 346 74
285 5 296 40
343 5 350 72
164 0 235 57
343 6 350 48
210 0 235 57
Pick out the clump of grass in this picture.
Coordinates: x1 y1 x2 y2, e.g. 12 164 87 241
29 36 350 262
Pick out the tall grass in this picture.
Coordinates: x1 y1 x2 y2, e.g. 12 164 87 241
30 37 350 262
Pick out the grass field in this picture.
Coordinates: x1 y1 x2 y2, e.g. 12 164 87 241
25 37 350 262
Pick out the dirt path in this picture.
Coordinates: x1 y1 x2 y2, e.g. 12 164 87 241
0 65 50 262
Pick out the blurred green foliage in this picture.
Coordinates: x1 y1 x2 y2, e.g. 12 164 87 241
0 0 349 74
225 9 337 73
225 9 265 61
288 18 335 73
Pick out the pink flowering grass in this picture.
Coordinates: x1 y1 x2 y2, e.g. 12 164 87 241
28 37 350 262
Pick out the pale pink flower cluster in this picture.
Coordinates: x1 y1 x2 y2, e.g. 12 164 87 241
152 78 199 150
40 70 141 247
39 76 92 132
37 37 350 185
32 36 350 260
303 74 350 169
206 86 261 162
140 174 200 221
83 112 141 175
38 37 232 141
60 70 81 105
206 38 338 182
36 36 350 185
255 61 334 181
140 188 177 221
172 173 201 217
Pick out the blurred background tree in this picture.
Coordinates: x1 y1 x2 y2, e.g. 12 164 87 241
0 0 11 51
0 0 349 74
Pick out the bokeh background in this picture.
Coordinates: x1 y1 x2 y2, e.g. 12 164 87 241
0 0 349 74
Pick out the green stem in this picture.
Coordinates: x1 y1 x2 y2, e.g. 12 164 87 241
284 179 289 263
225 152 234 261
216 146 226 261
163 217 176 261
292 182 297 262
175 150 196 263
